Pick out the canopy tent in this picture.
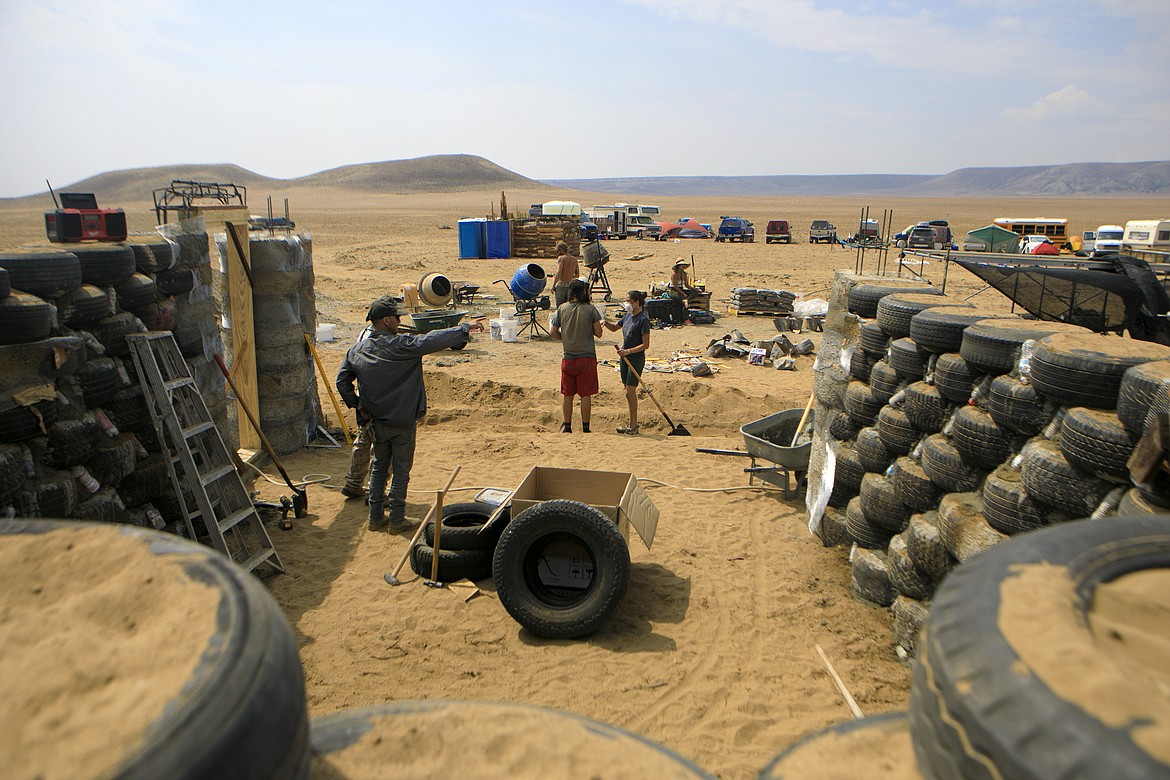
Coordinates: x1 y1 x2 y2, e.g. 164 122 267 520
963 224 1020 253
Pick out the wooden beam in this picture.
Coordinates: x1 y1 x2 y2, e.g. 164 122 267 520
224 222 260 450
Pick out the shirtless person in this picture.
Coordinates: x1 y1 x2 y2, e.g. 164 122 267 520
553 241 580 307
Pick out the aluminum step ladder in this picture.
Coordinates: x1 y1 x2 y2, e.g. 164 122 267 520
127 332 283 574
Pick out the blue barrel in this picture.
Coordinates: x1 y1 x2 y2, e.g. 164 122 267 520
484 220 511 258
457 219 486 259
508 264 547 300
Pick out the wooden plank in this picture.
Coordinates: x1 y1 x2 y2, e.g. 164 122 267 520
224 222 260 450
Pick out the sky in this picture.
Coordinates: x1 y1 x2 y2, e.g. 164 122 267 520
1 0 1168 197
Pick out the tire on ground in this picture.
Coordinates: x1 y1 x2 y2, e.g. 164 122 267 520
0 519 311 779
492 499 630 639
910 516 1170 780
423 501 512 551
408 541 493 582
851 547 896 606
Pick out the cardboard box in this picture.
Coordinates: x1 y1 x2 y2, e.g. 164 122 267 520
510 467 659 551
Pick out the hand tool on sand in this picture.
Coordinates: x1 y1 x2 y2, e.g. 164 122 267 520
383 466 460 587
617 346 691 436
303 333 352 446
790 390 815 447
214 354 307 523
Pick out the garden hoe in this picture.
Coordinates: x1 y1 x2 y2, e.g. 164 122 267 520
618 346 690 436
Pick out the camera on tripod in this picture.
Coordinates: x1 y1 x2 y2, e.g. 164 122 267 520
515 296 550 315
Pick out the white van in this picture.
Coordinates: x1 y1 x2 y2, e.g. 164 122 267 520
1081 225 1125 255
1123 219 1170 250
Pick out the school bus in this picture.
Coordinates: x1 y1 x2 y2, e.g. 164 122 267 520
993 218 1070 250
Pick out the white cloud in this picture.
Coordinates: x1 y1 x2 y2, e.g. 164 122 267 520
1002 85 1109 122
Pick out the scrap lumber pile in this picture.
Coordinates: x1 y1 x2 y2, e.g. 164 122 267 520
510 219 579 259
729 287 796 316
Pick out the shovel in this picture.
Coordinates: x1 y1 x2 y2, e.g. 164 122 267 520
617 346 691 436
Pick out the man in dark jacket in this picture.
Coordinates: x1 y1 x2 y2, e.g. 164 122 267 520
336 296 481 530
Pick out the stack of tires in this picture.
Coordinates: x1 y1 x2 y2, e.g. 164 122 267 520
409 498 633 640
821 282 1170 659
217 234 321 456
0 239 226 534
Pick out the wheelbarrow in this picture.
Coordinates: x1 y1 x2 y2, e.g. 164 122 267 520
403 309 469 333
697 408 815 499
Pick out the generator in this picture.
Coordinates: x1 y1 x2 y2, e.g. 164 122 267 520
44 192 128 243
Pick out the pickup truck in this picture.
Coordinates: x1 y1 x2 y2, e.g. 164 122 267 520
809 220 837 243
627 214 661 239
765 220 793 244
715 216 755 243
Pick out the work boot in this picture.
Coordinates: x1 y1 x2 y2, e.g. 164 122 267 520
367 502 388 531
341 484 365 500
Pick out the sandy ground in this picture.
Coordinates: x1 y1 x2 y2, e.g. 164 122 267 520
2 189 1167 777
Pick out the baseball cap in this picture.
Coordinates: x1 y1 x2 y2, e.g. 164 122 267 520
366 296 400 321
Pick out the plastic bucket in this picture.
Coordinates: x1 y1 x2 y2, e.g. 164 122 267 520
489 319 503 340
508 264 547 300
500 320 519 342
315 323 335 342
418 273 452 307
500 307 517 321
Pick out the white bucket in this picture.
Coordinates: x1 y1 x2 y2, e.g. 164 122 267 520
501 307 516 321
489 319 503 340
315 323 335 342
500 320 519 342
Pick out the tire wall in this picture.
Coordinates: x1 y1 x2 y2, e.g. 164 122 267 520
809 270 1169 663
214 233 321 456
0 215 242 536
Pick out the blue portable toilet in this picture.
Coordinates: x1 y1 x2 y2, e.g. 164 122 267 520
458 218 486 259
484 220 510 259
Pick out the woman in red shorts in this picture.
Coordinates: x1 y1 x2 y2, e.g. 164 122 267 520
549 279 602 433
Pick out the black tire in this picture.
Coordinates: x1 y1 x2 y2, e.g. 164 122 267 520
893 596 930 661
950 406 1014 471
423 501 511 551
0 519 310 779
408 541 493 582
876 404 921 456
1059 407 1135 481
827 409 860 442
854 426 894 474
86 434 140 488
0 395 58 443
115 273 158 314
43 414 102 469
906 511 957 582
1020 438 1111 516
848 283 940 319
310 700 714 779
91 311 146 357
1116 487 1170 516
936 491 1007 562
117 453 172 508
138 299 178 331
59 284 114 328
982 465 1068 535
851 546 895 606
891 456 942 513
830 443 866 507
816 506 853 547
867 360 901 404
74 357 124 407
492 499 630 639
887 532 934 601
0 291 52 344
858 319 890 356
102 384 151 434
759 712 913 779
15 470 78 517
860 472 912 533
844 380 883 427
848 349 879 382
1116 359 1170 436
0 267 8 299
909 308 1018 354
987 374 1053 435
1030 333 1170 409
71 245 136 287
156 267 195 296
902 381 954 434
933 352 980 404
132 242 175 274
73 487 126 523
889 337 929 381
0 443 28 505
959 319 1089 376
920 433 985 493
844 495 895 549
877 294 972 340
910 516 1170 780
0 250 83 298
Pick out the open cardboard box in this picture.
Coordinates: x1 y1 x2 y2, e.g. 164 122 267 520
510 467 659 551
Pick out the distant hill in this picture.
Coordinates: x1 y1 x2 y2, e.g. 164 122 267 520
4 157 1167 205
545 161 1170 198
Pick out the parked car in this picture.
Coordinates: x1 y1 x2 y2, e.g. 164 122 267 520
1020 235 1059 255
715 216 755 243
579 216 598 241
765 220 793 244
809 219 837 243
627 214 661 239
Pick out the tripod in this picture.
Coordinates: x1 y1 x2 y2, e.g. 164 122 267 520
514 296 551 338
583 240 613 301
